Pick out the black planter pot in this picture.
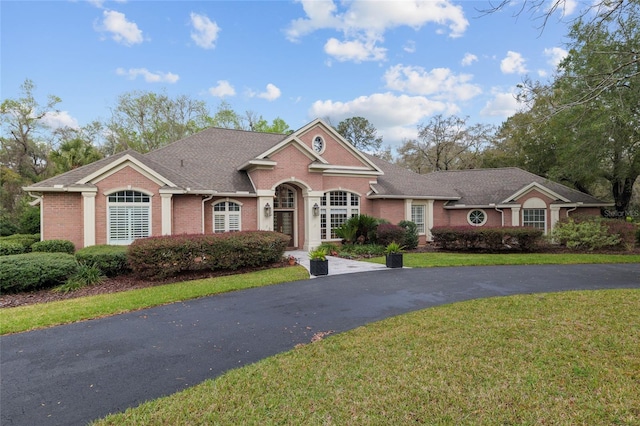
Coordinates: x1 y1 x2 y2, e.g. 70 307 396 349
385 253 403 268
310 259 328 276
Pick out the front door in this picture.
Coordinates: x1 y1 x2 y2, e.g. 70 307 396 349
274 211 294 247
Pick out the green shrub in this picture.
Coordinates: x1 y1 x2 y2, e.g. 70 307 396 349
0 233 40 252
398 220 419 250
552 217 624 251
338 244 385 258
19 206 40 234
0 252 78 293
431 226 543 252
0 216 18 236
0 241 27 256
334 220 359 244
127 231 290 280
54 263 105 293
31 239 75 254
75 245 130 277
376 223 406 247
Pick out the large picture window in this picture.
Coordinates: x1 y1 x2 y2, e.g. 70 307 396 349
107 190 151 245
320 191 359 240
213 201 241 233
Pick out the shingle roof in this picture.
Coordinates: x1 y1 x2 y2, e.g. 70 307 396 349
363 153 459 199
26 126 609 206
144 127 287 192
424 167 608 206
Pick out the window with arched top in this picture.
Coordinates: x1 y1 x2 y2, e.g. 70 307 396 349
107 190 151 245
320 191 360 240
213 200 241 233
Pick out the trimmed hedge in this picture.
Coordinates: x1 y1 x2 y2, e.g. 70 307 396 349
127 231 290 280
0 234 40 252
0 252 78 293
31 239 76 254
0 241 27 256
75 245 130 277
376 223 406 247
432 226 543 252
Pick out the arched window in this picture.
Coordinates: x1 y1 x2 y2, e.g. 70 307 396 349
213 200 241 233
320 191 360 240
107 190 151 245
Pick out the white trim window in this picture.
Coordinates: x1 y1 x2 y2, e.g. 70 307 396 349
213 201 241 233
411 204 426 234
467 209 488 226
320 191 359 240
107 190 151 245
523 208 546 231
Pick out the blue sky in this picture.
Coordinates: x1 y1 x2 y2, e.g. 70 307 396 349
1 0 579 150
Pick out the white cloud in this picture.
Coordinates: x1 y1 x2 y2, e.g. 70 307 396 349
547 0 578 17
286 0 468 63
480 91 521 117
324 37 386 62
42 111 79 130
383 64 482 102
116 68 179 83
544 46 568 69
403 40 416 53
208 80 235 97
309 92 457 146
190 12 220 49
461 52 478 66
256 83 281 101
500 51 527 74
96 10 143 46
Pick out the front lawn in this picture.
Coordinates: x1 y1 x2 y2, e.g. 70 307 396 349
94 289 640 425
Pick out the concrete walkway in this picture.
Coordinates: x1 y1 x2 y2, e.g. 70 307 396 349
285 250 390 277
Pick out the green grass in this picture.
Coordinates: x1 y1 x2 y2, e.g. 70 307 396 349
366 252 640 267
94 289 640 425
0 266 309 335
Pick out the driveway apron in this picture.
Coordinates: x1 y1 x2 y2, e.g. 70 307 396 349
1 263 639 425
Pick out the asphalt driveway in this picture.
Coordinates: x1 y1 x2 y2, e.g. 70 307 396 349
2 263 639 426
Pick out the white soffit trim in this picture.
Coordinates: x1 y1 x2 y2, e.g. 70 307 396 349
78 154 177 187
503 182 570 204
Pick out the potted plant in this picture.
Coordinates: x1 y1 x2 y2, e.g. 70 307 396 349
287 255 297 266
384 241 404 268
308 247 329 276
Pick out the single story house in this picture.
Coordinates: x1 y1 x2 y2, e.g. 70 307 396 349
24 118 610 250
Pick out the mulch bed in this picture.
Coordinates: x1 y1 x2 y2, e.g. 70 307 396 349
0 262 290 309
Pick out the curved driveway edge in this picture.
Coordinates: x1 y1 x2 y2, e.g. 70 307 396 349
2 263 639 425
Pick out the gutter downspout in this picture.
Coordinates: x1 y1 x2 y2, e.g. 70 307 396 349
493 205 504 227
566 205 577 218
202 195 214 234
28 192 44 241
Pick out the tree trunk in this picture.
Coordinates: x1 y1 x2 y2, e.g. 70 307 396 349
611 176 636 213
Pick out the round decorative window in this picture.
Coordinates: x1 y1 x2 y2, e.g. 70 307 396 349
467 209 487 226
313 136 325 153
